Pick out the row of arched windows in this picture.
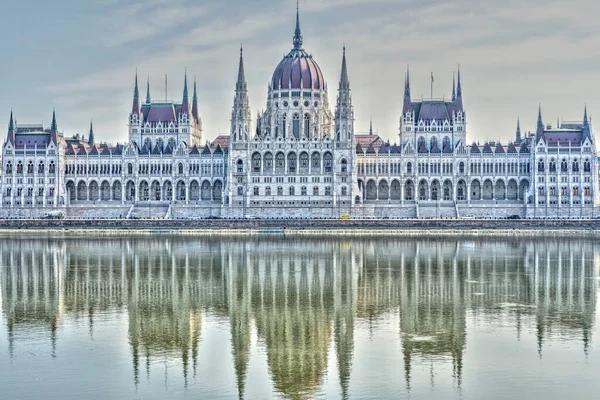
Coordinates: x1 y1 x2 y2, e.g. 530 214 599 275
5 161 55 174
248 151 336 174
538 158 590 173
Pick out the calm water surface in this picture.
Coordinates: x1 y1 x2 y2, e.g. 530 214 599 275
0 234 599 399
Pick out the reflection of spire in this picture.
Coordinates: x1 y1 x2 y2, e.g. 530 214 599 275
230 261 251 400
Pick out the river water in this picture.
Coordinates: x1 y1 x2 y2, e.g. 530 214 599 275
0 234 598 399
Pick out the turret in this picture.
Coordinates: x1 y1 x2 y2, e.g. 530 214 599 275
515 117 521 144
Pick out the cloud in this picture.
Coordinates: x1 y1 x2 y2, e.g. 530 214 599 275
33 0 600 147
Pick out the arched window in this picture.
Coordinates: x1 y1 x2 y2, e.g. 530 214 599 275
341 186 347 196
443 136 451 149
143 137 152 149
282 114 287 138
323 152 333 173
572 159 579 172
289 186 295 196
253 187 259 196
301 186 307 196
341 159 347 173
168 138 177 149
264 152 274 171
406 162 412 174
237 159 243 173
313 186 319 196
265 186 271 196
27 161 34 174
538 159 545 172
128 163 133 175
277 186 283 196
304 114 310 138
418 136 426 151
561 159 568 172
287 152 297 173
5 162 12 174
299 152 309 169
430 136 438 150
459 161 465 174
156 137 164 150
549 159 556 172
311 152 321 169
38 161 45 174
252 152 261 172
276 152 285 169
584 159 591 172
293 114 300 139
178 163 184 175
16 161 23 174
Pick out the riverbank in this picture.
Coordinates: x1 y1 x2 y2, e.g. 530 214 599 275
0 218 599 237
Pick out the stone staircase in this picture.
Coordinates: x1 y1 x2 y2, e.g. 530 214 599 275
418 202 457 219
128 204 170 219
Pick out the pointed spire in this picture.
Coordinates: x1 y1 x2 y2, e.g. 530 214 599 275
293 0 303 49
404 65 411 99
50 109 58 145
584 104 589 126
192 76 199 122
51 108 57 132
183 69 189 100
452 72 456 101
369 117 373 135
536 104 545 140
145 76 151 104
7 109 15 144
8 109 14 133
88 120 95 146
456 65 462 97
132 70 141 115
339 45 350 90
182 69 190 116
236 45 246 90
516 117 521 143
402 66 412 115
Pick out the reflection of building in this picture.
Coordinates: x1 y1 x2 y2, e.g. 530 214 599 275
1 236 598 396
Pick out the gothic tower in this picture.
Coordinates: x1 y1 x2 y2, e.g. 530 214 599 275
335 46 354 144
231 47 251 144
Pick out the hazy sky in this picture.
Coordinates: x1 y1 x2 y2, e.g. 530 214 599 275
1 0 598 145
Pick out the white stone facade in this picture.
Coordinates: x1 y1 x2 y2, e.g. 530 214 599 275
0 10 597 219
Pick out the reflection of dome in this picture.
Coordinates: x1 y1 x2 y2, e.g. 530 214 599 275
270 7 324 91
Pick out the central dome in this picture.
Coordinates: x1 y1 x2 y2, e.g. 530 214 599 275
271 49 324 91
270 6 325 91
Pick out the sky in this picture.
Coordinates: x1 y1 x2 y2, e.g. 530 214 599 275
1 0 599 145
